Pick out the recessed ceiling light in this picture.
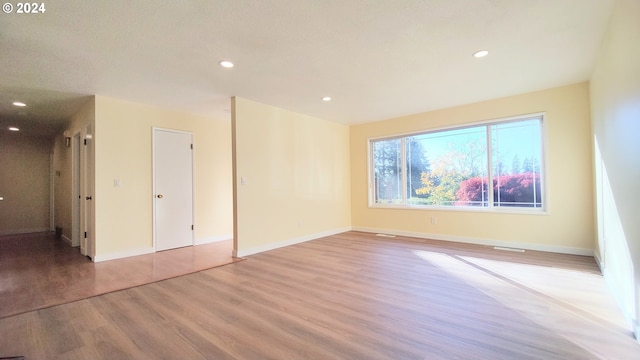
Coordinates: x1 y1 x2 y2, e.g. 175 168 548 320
321 96 331 102
8 127 20 131
473 50 489 58
219 60 234 68
13 101 26 107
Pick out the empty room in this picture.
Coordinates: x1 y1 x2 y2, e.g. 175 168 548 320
1 0 639 359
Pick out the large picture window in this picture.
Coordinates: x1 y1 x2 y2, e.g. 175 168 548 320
370 115 544 210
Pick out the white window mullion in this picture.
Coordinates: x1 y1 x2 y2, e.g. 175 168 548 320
400 137 408 205
531 129 537 208
486 126 494 209
532 117 543 208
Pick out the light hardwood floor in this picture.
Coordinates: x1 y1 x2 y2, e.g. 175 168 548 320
0 232 241 319
1 231 639 359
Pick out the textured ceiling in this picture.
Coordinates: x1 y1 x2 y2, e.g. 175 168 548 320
0 0 615 136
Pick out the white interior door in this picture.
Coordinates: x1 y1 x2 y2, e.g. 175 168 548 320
153 128 194 251
81 124 94 258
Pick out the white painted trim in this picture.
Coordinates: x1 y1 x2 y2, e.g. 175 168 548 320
593 252 604 272
195 235 233 245
235 227 351 258
352 226 594 256
62 234 73 247
0 228 50 236
71 131 82 250
93 246 155 263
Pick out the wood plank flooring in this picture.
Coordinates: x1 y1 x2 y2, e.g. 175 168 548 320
0 232 241 318
1 231 639 359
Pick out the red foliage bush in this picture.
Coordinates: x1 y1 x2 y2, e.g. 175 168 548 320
456 172 541 207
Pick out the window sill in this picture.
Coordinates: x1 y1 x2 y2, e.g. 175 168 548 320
368 203 549 216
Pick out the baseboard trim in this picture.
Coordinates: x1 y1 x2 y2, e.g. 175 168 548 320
94 247 155 263
593 252 604 272
195 235 233 245
0 228 50 236
235 227 351 258
600 265 640 343
352 227 594 256
61 234 73 247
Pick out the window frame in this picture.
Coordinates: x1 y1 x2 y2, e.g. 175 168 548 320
367 113 549 214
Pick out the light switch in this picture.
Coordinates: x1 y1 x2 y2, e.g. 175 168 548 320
114 178 121 188
240 176 247 186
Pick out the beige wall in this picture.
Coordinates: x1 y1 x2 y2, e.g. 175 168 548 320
0 133 51 235
351 83 594 253
590 0 640 337
93 96 233 259
232 97 351 256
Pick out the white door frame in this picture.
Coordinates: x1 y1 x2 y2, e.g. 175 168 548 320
71 131 81 247
152 127 195 251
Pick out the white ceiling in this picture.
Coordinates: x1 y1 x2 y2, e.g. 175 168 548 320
0 0 615 136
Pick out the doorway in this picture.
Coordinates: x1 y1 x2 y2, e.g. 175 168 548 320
153 128 194 251
71 125 94 258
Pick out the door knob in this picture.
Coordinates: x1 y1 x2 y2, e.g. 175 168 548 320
157 194 164 199
86 196 92 200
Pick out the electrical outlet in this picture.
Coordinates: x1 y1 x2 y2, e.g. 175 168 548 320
431 216 437 225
